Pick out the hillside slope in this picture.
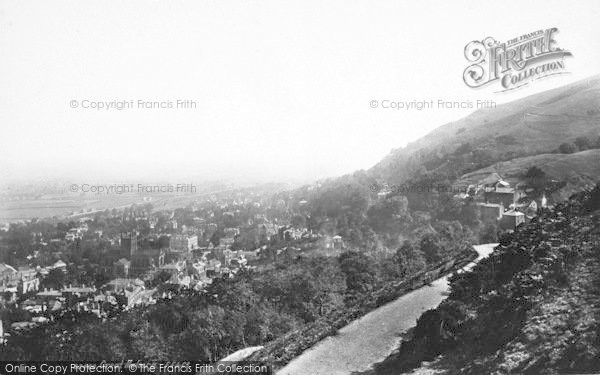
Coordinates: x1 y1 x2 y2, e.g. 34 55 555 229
459 149 600 199
370 75 600 184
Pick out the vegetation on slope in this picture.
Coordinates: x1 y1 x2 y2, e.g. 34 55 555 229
459 149 600 199
372 75 600 185
0 229 473 362
370 184 600 375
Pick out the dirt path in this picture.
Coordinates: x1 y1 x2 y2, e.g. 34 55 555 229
277 244 497 375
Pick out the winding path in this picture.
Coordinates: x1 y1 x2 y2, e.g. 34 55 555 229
277 243 498 375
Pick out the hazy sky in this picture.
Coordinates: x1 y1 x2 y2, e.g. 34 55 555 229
1 0 599 184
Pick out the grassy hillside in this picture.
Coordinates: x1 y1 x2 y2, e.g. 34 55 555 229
370 75 600 184
459 149 600 199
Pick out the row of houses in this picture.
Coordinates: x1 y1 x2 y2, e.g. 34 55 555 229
474 173 547 230
64 223 89 242
0 260 67 301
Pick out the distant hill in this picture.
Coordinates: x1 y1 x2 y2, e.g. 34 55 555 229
459 149 600 199
370 75 600 184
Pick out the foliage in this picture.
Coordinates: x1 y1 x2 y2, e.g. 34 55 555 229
376 184 600 374
558 142 577 154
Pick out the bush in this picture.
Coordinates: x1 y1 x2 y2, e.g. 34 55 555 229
574 136 591 151
496 135 518 145
558 142 577 154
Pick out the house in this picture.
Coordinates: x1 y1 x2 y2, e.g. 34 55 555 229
0 263 19 302
21 298 44 313
283 227 303 241
11 321 37 331
219 237 235 248
237 249 260 262
119 286 149 308
50 260 67 272
205 259 221 277
36 288 63 303
61 285 95 308
103 278 145 293
220 249 235 265
325 235 344 250
103 278 148 308
0 265 39 295
478 174 527 208
223 227 240 237
276 247 301 261
525 200 538 217
65 225 87 241
167 274 191 288
229 256 248 268
188 261 207 278
487 190 519 208
500 210 526 230
193 276 213 290
62 285 95 295
159 261 186 276
0 263 18 284
17 267 40 294
479 173 504 191
170 235 198 252
478 202 504 222
257 223 278 242
211 245 228 261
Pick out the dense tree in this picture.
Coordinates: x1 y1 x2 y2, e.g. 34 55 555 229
419 233 442 263
479 222 498 243
396 240 426 274
41 268 66 290
367 196 410 235
339 251 376 294
574 136 591 151
558 142 577 154
453 142 473 156
291 214 307 228
525 166 546 180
